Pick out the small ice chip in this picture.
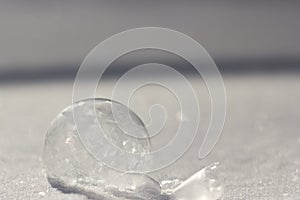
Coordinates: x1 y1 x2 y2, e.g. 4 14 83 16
38 191 46 196
170 163 223 200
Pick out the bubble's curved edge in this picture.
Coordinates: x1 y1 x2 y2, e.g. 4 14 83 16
72 97 151 140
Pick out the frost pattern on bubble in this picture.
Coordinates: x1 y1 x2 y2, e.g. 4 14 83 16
43 98 223 200
43 98 159 199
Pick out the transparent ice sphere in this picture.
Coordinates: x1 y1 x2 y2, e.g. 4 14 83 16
43 98 223 200
43 98 161 199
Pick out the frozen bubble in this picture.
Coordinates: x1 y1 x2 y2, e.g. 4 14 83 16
43 98 223 200
43 98 160 199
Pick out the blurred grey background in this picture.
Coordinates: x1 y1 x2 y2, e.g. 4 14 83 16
0 0 300 83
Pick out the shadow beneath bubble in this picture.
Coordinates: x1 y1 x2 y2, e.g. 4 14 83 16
47 176 173 200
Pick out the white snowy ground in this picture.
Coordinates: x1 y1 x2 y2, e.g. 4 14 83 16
0 73 300 199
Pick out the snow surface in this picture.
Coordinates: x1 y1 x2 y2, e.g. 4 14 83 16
0 74 300 199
